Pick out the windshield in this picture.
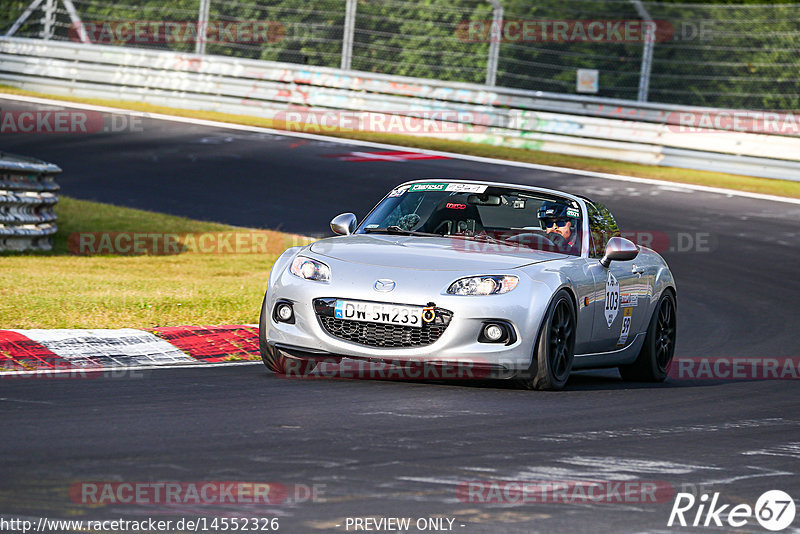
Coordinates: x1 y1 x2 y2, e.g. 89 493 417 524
357 183 583 256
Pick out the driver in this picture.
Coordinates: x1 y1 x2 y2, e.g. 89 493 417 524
538 201 580 253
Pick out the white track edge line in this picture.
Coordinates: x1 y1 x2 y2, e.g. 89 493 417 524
2 92 799 206
0 360 262 376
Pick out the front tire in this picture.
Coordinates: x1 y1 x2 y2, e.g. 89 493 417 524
516 289 576 391
618 291 676 382
259 296 287 374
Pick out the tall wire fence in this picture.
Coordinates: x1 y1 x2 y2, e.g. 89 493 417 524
3 0 799 110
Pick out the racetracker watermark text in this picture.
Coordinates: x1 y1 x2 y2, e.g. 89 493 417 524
68 232 309 255
70 20 285 44
69 481 325 506
451 231 716 255
276 357 493 381
669 357 800 380
667 110 800 136
274 110 490 134
457 19 674 43
457 480 675 503
0 110 142 134
457 20 727 43
0 365 147 380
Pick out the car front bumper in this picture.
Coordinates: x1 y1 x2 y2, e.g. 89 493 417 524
262 260 557 378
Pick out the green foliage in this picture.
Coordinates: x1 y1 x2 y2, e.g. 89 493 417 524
2 0 797 109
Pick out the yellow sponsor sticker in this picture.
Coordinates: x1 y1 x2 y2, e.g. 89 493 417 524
617 307 634 346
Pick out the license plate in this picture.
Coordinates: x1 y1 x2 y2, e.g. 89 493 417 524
334 300 424 328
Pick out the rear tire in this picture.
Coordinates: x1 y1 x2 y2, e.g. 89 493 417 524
515 289 576 391
259 296 287 374
619 291 676 382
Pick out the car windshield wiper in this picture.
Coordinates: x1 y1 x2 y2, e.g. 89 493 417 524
365 226 511 245
457 233 507 245
442 232 514 246
364 226 443 237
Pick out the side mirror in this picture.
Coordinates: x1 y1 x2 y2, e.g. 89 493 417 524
330 213 357 235
600 236 639 267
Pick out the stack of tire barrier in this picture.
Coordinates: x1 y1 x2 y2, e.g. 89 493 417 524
0 152 60 251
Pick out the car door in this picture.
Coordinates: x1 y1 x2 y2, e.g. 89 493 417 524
598 259 649 351
586 202 649 352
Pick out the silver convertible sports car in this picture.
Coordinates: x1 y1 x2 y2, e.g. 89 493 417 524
259 180 677 390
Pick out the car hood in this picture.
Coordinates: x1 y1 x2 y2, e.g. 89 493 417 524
309 234 568 270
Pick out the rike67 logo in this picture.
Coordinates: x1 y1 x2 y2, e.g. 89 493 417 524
668 490 796 531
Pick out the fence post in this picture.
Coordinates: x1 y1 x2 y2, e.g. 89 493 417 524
486 0 503 86
61 0 91 43
341 0 357 70
5 0 91 42
195 0 211 55
631 0 654 102
41 0 56 40
5 0 46 37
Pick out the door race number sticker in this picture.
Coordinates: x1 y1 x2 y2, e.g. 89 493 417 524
617 307 633 346
605 271 619 327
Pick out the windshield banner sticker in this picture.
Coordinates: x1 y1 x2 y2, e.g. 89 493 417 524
445 183 488 193
387 187 408 197
409 183 448 192
408 183 488 193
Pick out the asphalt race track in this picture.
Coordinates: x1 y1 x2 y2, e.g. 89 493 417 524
2 97 799 533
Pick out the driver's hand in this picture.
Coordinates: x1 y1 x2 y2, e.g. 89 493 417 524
546 231 569 251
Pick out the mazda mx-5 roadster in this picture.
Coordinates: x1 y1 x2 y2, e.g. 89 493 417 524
259 180 676 390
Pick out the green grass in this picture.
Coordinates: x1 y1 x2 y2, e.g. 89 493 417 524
0 197 311 329
3 85 800 199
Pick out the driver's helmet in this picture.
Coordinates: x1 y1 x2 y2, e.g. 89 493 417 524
537 201 578 230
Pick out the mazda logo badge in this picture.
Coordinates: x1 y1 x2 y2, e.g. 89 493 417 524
374 279 396 292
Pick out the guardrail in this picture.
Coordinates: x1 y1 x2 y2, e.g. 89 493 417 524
1 37 798 181
0 152 60 251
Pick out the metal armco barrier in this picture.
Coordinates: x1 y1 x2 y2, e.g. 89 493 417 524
0 152 60 251
1 37 798 181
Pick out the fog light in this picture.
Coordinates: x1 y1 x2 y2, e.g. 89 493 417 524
274 302 295 323
484 323 504 341
278 304 293 321
478 321 515 344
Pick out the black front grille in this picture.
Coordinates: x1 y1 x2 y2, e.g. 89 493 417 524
313 298 453 348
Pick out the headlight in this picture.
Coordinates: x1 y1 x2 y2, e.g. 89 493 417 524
447 275 519 296
290 256 330 282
